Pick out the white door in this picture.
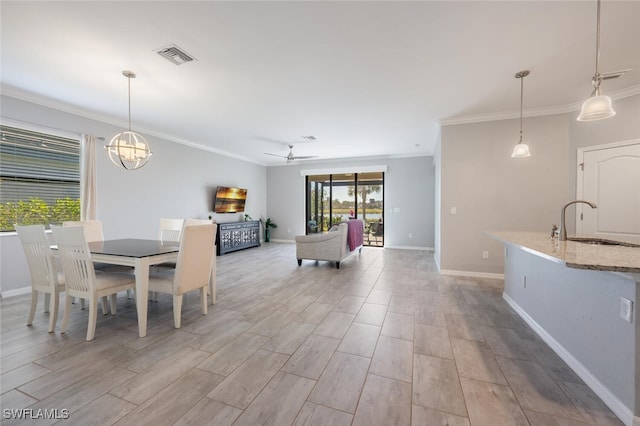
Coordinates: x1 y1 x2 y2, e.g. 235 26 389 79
577 140 640 242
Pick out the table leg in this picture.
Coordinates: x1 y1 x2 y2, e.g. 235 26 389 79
134 258 151 337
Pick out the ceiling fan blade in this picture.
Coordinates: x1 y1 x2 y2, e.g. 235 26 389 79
601 69 632 80
292 155 318 160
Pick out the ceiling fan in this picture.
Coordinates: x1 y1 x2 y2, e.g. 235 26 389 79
264 144 318 162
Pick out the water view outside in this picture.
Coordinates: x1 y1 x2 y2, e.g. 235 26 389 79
306 172 384 246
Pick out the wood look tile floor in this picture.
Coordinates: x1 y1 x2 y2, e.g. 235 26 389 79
0 244 623 425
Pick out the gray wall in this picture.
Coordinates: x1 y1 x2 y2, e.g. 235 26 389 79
266 156 435 249
503 243 638 419
1 95 267 295
437 94 640 275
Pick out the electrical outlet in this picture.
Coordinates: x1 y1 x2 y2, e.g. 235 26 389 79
620 297 633 323
408 233 413 239
482 251 489 259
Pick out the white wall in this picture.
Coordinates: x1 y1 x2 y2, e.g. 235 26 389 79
0 95 267 295
266 156 435 249
437 94 640 275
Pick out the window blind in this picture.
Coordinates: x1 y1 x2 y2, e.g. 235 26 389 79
0 125 80 229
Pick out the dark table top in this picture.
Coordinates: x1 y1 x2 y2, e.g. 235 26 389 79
87 238 179 258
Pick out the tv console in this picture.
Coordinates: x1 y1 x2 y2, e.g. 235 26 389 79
216 220 260 255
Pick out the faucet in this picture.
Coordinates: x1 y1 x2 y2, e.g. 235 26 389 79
560 200 597 241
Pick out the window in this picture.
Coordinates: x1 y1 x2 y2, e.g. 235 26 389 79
0 125 80 231
305 171 384 246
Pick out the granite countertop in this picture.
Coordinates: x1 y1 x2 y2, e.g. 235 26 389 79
487 231 640 273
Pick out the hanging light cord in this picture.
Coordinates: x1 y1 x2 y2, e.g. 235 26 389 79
127 76 132 132
519 75 524 143
592 0 603 95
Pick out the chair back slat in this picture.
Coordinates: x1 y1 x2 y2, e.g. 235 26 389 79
174 224 217 295
51 226 95 293
15 225 58 289
159 218 184 243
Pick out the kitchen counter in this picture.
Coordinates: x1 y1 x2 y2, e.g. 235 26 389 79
489 230 639 425
487 231 640 273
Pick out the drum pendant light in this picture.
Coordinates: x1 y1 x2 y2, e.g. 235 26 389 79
105 71 152 170
511 70 531 158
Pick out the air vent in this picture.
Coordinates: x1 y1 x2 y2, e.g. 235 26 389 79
155 44 196 65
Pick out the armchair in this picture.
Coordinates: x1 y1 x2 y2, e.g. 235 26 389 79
295 220 364 269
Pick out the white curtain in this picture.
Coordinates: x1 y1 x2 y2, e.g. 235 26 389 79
80 134 97 220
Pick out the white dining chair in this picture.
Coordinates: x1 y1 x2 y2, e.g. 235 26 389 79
150 218 186 300
159 218 184 243
15 225 65 333
63 219 131 306
62 220 104 242
51 225 136 341
147 224 217 328
183 219 217 304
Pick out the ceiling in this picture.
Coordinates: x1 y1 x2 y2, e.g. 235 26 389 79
1 1 639 166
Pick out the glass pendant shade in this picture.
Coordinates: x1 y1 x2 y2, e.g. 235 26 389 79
511 70 531 158
511 142 531 158
106 70 151 170
577 94 616 121
106 131 152 170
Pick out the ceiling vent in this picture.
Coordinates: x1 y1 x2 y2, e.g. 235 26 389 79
155 44 196 66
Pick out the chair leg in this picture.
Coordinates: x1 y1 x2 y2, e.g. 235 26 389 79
44 293 50 313
48 292 59 333
27 290 38 326
80 298 86 310
86 297 98 341
201 287 208 316
173 295 183 329
61 294 72 334
110 294 118 315
208 277 216 305
101 296 109 315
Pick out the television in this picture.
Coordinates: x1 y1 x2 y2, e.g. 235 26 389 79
213 186 247 213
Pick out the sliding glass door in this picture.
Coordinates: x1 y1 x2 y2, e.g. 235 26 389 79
305 171 384 246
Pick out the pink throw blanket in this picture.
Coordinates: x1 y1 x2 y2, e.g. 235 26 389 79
347 220 364 251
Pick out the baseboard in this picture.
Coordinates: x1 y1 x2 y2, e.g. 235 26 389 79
438 269 504 280
1 286 31 298
503 293 639 426
383 245 434 251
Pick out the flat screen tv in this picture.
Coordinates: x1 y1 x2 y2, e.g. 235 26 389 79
214 186 247 213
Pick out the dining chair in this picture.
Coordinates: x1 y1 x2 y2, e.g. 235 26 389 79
64 219 132 305
15 225 65 333
51 225 136 341
147 224 217 328
183 218 217 304
62 220 104 242
159 218 184 243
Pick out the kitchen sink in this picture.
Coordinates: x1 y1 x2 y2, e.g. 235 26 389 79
568 237 640 248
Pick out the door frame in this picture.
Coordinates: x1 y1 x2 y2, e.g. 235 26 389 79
575 138 640 234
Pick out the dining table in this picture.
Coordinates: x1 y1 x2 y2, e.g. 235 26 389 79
87 238 179 338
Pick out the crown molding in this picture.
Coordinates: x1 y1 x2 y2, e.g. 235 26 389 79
0 84 264 165
440 84 640 127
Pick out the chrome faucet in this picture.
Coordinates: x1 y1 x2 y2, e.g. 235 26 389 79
560 200 597 241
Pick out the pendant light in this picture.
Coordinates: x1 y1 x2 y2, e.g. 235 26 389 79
577 0 615 121
511 70 531 158
105 70 152 170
